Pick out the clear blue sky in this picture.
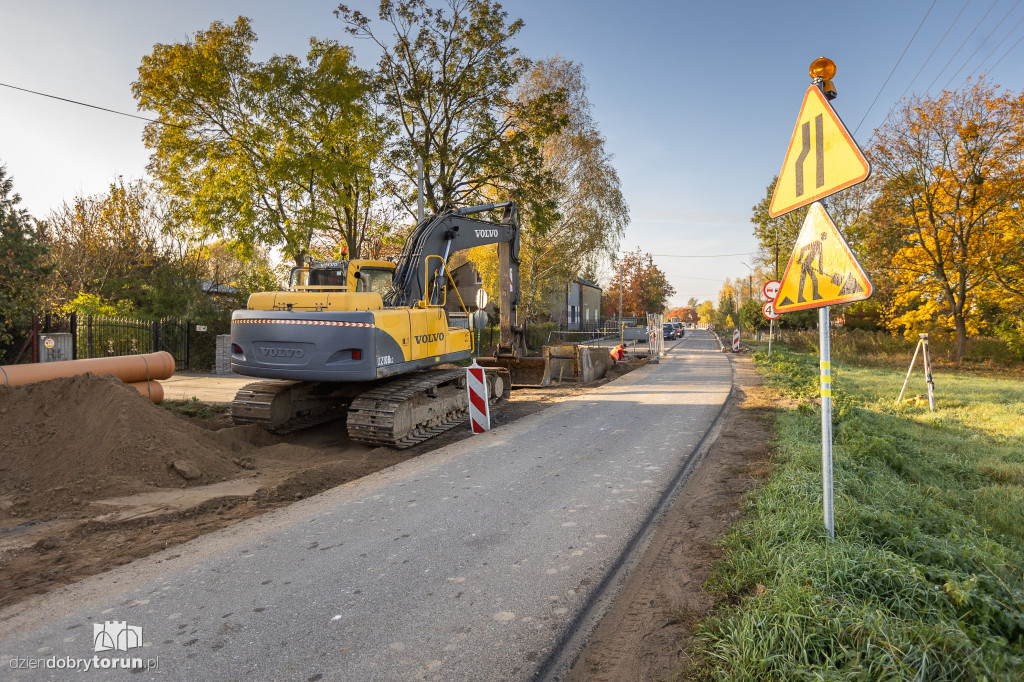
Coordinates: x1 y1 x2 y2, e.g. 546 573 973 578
2 0 1023 306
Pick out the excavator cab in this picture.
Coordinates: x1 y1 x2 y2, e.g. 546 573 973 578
306 267 347 288
286 259 395 292
351 266 394 294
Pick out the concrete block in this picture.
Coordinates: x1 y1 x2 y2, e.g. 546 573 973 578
215 334 232 374
578 346 613 382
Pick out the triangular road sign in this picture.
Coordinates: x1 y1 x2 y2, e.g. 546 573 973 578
769 86 870 218
774 202 872 313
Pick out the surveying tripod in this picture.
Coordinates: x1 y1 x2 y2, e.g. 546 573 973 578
896 333 935 411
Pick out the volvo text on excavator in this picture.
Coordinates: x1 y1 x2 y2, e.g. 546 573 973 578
228 201 525 448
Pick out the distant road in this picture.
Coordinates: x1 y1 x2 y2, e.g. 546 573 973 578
0 331 732 681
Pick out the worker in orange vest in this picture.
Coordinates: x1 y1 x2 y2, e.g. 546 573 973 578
610 344 625 362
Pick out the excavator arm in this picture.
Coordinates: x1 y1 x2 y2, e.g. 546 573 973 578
384 202 524 357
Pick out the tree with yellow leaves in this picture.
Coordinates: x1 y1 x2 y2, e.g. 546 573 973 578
866 80 1024 363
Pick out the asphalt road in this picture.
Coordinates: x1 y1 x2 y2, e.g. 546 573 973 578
0 331 732 681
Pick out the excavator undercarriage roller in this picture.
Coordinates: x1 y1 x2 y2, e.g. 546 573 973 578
230 367 510 448
230 380 359 434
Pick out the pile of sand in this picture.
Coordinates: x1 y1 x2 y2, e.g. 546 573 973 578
0 374 246 516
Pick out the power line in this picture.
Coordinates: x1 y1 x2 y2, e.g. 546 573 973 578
894 0 973 103
939 0 1022 90
0 81 176 127
866 0 973 144
666 274 739 282
651 252 757 258
955 7 1024 84
987 26 1024 68
923 0 1001 94
854 0 938 135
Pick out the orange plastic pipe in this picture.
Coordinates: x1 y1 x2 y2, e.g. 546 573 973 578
0 351 175 386
127 380 165 404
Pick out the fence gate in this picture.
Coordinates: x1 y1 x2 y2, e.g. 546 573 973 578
155 317 189 370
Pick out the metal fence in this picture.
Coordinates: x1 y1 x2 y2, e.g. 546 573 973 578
647 313 664 361
78 316 191 370
3 313 220 371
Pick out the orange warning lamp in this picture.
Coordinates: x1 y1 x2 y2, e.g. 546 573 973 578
809 57 837 100
809 57 836 80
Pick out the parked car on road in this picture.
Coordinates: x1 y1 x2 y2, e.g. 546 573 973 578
672 321 683 337
663 323 676 340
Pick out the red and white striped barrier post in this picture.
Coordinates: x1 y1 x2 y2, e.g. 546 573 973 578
467 360 490 434
732 329 740 352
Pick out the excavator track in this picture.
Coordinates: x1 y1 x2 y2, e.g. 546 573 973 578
346 368 509 449
230 380 354 434
231 368 510 447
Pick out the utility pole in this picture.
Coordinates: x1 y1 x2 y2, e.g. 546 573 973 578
741 262 753 304
775 226 780 280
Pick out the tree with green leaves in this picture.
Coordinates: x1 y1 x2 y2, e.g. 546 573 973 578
43 178 164 312
470 56 627 319
336 0 562 220
133 17 389 265
750 176 806 281
739 298 764 333
0 164 50 350
43 179 274 320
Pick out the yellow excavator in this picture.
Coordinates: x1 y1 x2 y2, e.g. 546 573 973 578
228 201 525 448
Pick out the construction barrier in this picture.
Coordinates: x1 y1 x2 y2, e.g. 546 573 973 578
732 329 740 352
466 360 490 433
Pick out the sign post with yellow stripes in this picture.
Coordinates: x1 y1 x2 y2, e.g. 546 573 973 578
768 58 872 540
819 309 834 539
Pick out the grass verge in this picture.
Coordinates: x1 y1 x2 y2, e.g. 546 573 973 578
161 397 230 421
691 345 1024 680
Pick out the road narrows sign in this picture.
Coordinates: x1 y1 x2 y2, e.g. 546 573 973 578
768 85 870 218
774 202 872 313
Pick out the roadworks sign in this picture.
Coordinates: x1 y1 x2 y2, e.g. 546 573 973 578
774 202 872 313
768 85 870 218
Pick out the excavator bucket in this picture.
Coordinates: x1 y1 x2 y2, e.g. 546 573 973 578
476 355 549 387
476 344 614 388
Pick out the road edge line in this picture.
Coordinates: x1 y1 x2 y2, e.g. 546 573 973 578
536 351 738 680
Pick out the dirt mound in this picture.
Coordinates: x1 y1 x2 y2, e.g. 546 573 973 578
0 374 243 516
